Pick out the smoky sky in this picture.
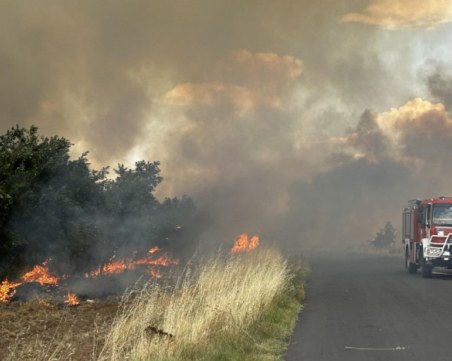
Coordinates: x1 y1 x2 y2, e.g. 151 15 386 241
2 0 452 249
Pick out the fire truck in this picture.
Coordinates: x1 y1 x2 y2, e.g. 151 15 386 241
403 197 452 277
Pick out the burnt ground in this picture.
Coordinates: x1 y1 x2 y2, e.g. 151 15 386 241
0 268 181 360
0 297 120 361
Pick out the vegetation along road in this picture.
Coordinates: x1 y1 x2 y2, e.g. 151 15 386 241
285 252 452 361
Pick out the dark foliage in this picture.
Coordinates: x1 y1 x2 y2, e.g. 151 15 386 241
370 221 396 249
0 126 195 277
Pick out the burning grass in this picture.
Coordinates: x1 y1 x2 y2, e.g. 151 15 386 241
0 247 179 304
1 247 305 361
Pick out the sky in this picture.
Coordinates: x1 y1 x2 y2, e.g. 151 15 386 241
2 0 452 249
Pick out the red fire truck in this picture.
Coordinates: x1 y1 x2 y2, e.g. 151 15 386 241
403 197 452 277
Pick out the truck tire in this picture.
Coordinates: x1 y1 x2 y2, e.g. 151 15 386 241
405 249 417 274
420 254 433 278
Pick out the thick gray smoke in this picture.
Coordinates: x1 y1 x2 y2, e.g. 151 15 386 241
2 0 452 252
427 70 452 111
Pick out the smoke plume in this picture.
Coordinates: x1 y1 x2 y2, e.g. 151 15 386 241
2 0 452 253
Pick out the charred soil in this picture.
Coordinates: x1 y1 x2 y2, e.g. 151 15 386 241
0 297 119 361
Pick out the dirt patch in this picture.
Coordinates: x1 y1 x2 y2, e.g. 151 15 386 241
0 298 120 361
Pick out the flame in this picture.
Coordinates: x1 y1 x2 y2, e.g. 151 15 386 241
65 291 80 306
0 259 59 302
21 261 60 286
86 258 130 278
0 279 22 302
1 244 180 303
135 254 178 267
85 247 179 278
148 246 160 254
231 233 260 253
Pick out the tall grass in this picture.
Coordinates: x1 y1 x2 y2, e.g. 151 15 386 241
96 248 290 361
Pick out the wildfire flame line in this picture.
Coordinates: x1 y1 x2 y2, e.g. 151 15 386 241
21 263 60 286
0 246 180 303
0 260 60 303
231 233 260 253
84 246 179 278
1 232 259 304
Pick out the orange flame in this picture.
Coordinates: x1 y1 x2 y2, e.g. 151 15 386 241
136 254 178 267
231 233 260 253
1 244 180 303
65 291 80 306
1 259 59 302
85 247 179 278
86 258 130 278
0 279 22 302
148 246 160 254
21 262 60 286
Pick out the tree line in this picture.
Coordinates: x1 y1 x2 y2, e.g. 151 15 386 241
0 126 195 277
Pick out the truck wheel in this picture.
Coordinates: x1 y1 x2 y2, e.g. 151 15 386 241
420 259 433 278
405 249 417 274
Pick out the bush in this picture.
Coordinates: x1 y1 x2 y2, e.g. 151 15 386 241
0 125 195 276
370 221 396 249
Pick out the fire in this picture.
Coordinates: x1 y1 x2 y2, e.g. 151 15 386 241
1 245 180 303
65 291 80 306
86 259 129 278
85 247 179 278
148 246 160 254
0 259 59 302
136 254 177 267
21 261 60 286
0 279 22 302
231 233 260 253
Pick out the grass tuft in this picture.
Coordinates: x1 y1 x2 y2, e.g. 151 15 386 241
97 247 305 361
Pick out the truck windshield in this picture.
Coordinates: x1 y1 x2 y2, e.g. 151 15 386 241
432 204 452 226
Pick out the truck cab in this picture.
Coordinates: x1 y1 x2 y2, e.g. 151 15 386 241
403 197 452 277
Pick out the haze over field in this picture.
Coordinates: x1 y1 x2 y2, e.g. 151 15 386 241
2 0 452 248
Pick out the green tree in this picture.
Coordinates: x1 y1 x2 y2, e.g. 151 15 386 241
0 126 106 274
103 161 177 255
370 221 396 248
0 125 196 278
105 161 162 216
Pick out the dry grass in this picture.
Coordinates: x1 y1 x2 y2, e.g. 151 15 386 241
2 247 298 361
97 247 290 361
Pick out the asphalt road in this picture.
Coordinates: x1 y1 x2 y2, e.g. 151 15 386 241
285 251 452 361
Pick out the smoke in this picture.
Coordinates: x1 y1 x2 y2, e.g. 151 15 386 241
342 0 452 29
151 49 311 243
427 70 452 111
2 0 452 254
280 96 452 249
